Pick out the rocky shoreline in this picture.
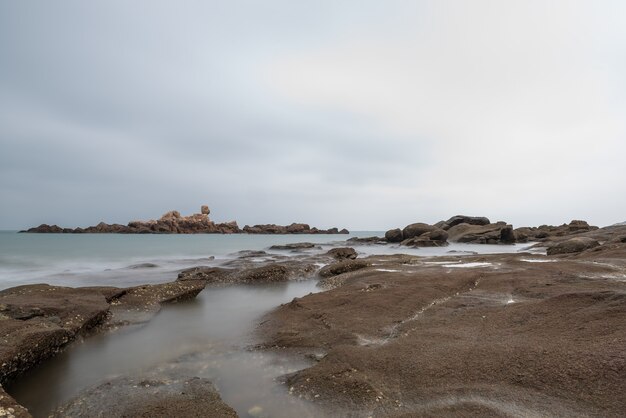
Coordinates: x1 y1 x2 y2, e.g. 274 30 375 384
21 206 349 235
2 217 625 417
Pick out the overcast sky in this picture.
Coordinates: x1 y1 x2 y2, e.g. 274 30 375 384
1 1 625 230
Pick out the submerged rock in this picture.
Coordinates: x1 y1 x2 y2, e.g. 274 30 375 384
269 242 317 250
318 260 370 278
52 376 238 417
326 247 358 260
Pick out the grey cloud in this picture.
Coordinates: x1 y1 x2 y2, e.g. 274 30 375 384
1 1 625 230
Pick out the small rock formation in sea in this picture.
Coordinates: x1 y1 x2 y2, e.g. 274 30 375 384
22 205 349 235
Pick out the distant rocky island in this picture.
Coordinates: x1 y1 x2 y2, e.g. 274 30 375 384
22 205 349 235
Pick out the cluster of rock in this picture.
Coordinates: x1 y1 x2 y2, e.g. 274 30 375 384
385 215 515 246
243 223 348 234
22 206 348 235
513 220 597 242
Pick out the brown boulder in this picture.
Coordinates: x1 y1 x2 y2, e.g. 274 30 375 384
447 222 515 244
326 247 358 260
385 228 403 243
200 205 210 215
402 223 437 240
440 215 491 230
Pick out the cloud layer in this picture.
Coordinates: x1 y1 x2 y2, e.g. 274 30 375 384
1 1 625 230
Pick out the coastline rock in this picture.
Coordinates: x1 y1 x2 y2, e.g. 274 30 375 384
347 236 385 244
22 206 348 235
438 215 491 230
0 391 30 418
22 224 63 233
52 376 237 418
269 242 317 251
546 237 600 255
243 223 347 235
447 222 516 244
0 285 110 384
178 263 316 286
257 241 626 417
515 220 597 242
177 267 231 282
384 228 403 243
384 223 448 247
318 260 370 278
326 247 358 260
402 223 438 240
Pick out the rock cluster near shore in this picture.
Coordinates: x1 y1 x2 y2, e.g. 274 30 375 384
385 215 599 247
22 206 348 235
385 215 515 246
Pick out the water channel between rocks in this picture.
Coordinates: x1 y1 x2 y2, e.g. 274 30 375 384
8 280 322 417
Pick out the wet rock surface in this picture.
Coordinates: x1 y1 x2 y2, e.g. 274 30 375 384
52 375 238 418
318 260 370 278
258 233 626 417
0 285 110 384
0 279 209 417
177 262 317 286
325 247 358 260
546 237 601 255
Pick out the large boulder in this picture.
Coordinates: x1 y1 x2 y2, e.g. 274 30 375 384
402 223 438 240
200 205 210 215
447 222 515 244
385 228 403 243
439 215 491 230
547 237 600 255
326 247 358 260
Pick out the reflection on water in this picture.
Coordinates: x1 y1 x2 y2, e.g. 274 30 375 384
8 280 322 418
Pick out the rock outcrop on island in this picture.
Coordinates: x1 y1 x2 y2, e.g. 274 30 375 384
243 223 348 235
22 206 349 235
